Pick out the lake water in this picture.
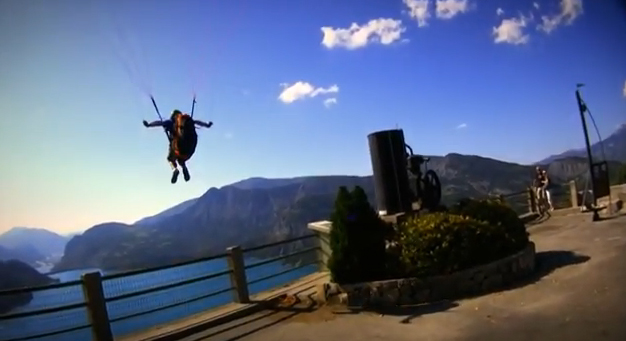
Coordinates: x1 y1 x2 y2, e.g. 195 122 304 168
0 256 318 340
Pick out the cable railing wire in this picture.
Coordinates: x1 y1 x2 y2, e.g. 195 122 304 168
102 252 229 281
106 268 232 303
108 286 233 323
244 246 319 270
0 279 83 297
0 301 86 321
4 323 92 341
243 234 316 253
247 260 321 286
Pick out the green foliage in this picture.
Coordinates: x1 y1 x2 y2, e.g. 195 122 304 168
327 186 389 284
395 198 530 278
449 198 529 251
397 213 495 277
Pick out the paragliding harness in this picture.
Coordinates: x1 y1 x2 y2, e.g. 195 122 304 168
151 96 198 162
172 113 198 161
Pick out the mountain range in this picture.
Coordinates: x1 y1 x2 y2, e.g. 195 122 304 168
538 123 626 164
6 123 625 274
53 153 624 273
0 228 70 269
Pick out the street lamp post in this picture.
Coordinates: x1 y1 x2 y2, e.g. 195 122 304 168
575 84 600 221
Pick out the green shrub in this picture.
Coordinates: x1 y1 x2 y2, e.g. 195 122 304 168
327 186 389 284
449 198 529 252
398 212 511 277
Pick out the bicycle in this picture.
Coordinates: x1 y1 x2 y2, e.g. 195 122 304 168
405 144 442 210
534 186 551 215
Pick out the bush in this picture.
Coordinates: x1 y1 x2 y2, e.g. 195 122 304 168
449 198 529 252
395 199 530 278
397 213 497 277
327 185 389 284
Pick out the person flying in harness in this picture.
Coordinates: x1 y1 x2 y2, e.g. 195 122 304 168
143 110 213 184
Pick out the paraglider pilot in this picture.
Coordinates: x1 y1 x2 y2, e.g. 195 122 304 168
143 110 213 184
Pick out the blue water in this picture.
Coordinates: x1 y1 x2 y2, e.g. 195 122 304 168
0 257 318 340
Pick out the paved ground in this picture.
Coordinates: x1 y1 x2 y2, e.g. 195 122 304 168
180 212 626 341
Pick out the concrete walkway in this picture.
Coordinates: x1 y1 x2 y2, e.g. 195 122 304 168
180 212 626 341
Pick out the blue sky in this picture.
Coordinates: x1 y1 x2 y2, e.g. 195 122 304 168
1 0 625 234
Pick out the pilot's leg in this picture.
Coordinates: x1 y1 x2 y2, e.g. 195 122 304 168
180 160 190 182
167 144 180 184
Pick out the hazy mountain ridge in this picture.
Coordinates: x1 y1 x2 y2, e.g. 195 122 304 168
52 153 618 273
0 227 70 267
538 123 626 164
134 198 199 226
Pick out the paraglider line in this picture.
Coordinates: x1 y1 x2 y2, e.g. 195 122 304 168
150 95 172 140
150 96 163 120
191 95 196 118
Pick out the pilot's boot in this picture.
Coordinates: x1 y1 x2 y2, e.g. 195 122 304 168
171 169 180 184
182 166 190 182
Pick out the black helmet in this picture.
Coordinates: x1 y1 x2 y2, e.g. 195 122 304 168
170 109 182 120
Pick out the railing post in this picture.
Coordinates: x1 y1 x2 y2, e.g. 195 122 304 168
226 246 250 303
314 231 330 272
81 272 113 341
308 221 331 272
569 180 578 208
526 187 536 213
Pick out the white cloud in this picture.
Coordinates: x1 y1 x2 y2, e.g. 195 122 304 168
533 2 540 10
224 132 234 139
321 18 406 50
435 0 470 19
623 80 626 98
537 0 583 34
493 14 531 45
403 0 472 26
496 8 504 16
403 0 431 27
278 82 339 104
324 98 337 108
456 123 467 129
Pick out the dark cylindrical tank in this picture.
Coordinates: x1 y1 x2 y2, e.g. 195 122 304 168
367 129 412 215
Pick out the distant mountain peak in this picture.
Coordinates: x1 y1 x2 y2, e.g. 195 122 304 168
537 122 626 164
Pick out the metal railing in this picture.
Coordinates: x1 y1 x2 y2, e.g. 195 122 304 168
490 181 577 216
0 234 320 341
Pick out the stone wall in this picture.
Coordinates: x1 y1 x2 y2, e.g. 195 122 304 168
325 242 535 308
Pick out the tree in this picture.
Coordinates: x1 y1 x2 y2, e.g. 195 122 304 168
327 185 388 284
327 186 354 283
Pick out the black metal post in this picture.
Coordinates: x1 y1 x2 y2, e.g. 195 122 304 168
575 86 600 221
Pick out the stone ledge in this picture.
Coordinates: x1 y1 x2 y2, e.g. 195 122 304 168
321 242 536 308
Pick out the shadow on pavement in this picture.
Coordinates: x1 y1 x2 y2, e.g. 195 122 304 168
198 293 319 341
337 300 460 324
507 250 590 290
526 213 551 226
195 251 591 340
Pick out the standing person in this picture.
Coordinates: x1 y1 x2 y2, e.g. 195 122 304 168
534 167 554 211
541 169 555 211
